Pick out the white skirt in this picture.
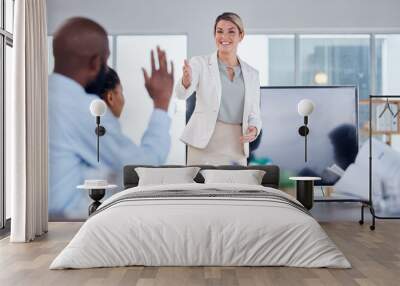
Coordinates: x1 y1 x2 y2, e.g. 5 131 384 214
187 121 247 166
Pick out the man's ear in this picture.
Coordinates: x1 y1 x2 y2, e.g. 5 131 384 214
88 54 102 76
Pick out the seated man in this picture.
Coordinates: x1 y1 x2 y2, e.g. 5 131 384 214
48 17 174 220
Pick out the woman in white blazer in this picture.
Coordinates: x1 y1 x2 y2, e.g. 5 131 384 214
175 12 262 166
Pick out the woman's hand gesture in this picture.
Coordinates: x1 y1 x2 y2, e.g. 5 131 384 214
182 59 192 89
240 126 258 143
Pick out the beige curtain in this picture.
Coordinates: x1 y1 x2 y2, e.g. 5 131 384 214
9 0 48 242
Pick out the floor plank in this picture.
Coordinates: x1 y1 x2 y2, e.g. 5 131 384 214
0 222 399 286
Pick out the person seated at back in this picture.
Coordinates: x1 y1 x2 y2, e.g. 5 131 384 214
48 17 174 220
90 67 125 118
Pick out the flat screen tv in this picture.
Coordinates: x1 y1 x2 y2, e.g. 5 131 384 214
250 86 359 186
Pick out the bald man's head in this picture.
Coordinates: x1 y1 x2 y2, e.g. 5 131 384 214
53 17 110 89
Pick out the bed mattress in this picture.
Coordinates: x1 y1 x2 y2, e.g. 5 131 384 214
50 183 350 269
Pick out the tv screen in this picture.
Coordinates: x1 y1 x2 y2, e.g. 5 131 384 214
251 86 359 185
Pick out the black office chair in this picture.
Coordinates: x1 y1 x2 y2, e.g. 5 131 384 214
186 92 196 123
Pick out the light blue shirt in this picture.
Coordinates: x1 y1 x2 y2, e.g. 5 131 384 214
217 60 245 124
48 73 171 220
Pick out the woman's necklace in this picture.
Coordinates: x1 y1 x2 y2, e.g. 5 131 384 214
226 66 235 81
219 55 239 81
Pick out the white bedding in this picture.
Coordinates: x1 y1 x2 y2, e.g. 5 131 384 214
50 183 350 269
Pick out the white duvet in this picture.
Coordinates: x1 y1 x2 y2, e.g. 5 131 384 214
50 183 350 269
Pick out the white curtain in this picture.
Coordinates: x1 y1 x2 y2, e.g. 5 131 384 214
9 0 48 242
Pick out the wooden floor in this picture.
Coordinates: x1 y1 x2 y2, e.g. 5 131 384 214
0 222 399 286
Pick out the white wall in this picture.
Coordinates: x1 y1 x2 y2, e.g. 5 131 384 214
382 36 400 94
115 36 187 164
47 0 400 56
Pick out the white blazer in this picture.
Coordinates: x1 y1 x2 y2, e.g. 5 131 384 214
175 51 262 157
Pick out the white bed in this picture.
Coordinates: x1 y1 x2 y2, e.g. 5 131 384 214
50 183 350 269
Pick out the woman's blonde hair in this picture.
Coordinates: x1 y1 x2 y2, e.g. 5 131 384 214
214 12 244 35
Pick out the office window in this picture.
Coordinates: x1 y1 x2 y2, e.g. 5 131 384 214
116 35 187 164
5 44 11 219
5 0 13 33
239 35 295 86
375 35 400 148
299 35 371 129
0 36 3 228
299 35 371 97
48 36 53 73
375 35 400 95
267 35 295 86
238 35 268 85
1 0 14 228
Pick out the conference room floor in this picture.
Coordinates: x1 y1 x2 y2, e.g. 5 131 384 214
0 221 399 286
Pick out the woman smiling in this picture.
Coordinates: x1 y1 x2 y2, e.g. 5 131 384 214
175 12 262 166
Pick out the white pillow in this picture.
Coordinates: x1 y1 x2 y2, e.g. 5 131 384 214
200 169 266 185
135 167 200 186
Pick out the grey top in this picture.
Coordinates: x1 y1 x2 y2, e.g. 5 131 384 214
217 59 245 124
